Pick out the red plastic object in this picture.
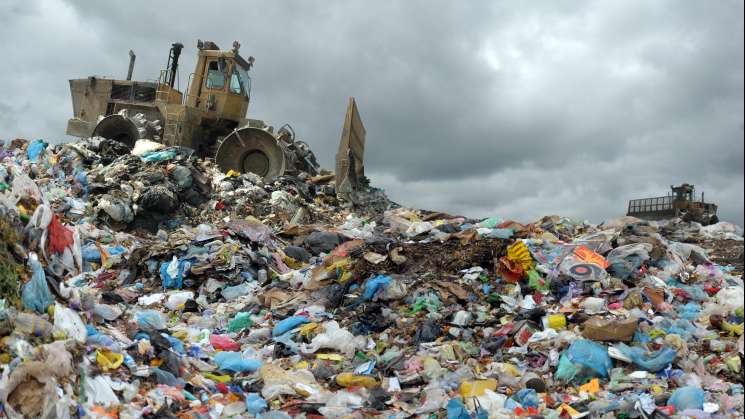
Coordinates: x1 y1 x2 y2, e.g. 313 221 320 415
47 214 73 254
210 334 240 351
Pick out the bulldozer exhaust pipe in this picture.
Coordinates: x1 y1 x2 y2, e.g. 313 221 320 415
126 50 136 81
168 43 184 88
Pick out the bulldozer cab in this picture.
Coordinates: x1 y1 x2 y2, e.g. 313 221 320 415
182 41 253 122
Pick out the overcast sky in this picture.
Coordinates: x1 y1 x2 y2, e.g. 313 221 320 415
1 0 743 225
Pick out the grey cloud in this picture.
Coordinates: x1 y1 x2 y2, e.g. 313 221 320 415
1 0 742 224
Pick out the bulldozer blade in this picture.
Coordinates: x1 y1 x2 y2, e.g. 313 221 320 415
92 114 140 148
215 127 287 179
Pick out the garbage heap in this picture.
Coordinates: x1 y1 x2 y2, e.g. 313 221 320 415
0 137 743 418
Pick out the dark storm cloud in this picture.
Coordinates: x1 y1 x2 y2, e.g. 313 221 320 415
1 0 742 224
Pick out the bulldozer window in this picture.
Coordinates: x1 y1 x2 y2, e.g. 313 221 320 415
229 71 242 95
206 61 225 90
230 65 251 98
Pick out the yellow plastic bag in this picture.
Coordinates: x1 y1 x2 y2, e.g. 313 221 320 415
459 379 497 397
96 349 124 371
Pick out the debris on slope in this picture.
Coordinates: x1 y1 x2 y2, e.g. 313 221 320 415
0 136 743 418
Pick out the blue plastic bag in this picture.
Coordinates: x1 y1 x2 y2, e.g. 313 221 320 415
513 388 539 408
135 310 167 331
272 315 309 337
677 302 702 320
362 275 391 301
142 149 177 162
213 351 262 373
669 386 705 411
614 343 677 372
22 253 54 313
160 256 190 289
27 139 48 162
555 339 612 383
165 334 185 355
246 393 268 414
447 398 470 419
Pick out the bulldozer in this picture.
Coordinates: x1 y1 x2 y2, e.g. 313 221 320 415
626 183 719 225
66 40 321 179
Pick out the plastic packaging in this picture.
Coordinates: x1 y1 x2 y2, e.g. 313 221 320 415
228 311 253 332
245 393 268 414
135 310 167 331
555 339 612 383
22 252 54 313
13 312 53 337
272 315 310 337
96 349 124 371
210 334 241 351
669 386 705 411
213 351 262 373
335 372 380 388
301 321 366 356
160 256 190 289
221 281 257 301
606 243 652 279
26 139 48 162
459 379 497 397
361 275 391 301
613 343 677 372
164 291 194 310
53 303 88 343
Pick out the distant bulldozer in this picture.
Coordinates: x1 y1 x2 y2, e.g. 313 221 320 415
66 40 319 179
627 183 719 225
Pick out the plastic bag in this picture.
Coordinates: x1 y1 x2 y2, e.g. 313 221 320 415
245 393 268 414
272 315 310 337
361 275 391 301
213 351 262 373
612 343 677 372
47 214 74 255
221 281 258 301
132 139 165 156
53 303 88 343
135 310 167 331
164 291 194 310
301 321 366 356
606 243 652 279
669 386 705 411
22 252 54 313
160 256 190 289
141 149 176 162
27 139 48 162
228 312 253 333
84 374 120 407
210 334 240 351
555 339 612 383
259 364 321 400
170 165 193 188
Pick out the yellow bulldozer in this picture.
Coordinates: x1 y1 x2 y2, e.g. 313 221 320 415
66 40 336 180
627 183 719 225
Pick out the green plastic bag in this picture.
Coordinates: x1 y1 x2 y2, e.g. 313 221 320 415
228 312 253 333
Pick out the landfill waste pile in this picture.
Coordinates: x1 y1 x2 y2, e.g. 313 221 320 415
0 136 743 419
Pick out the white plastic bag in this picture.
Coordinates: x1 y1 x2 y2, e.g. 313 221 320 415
53 303 88 343
301 321 366 356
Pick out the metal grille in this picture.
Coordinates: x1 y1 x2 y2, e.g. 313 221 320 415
110 82 157 102
628 196 673 214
